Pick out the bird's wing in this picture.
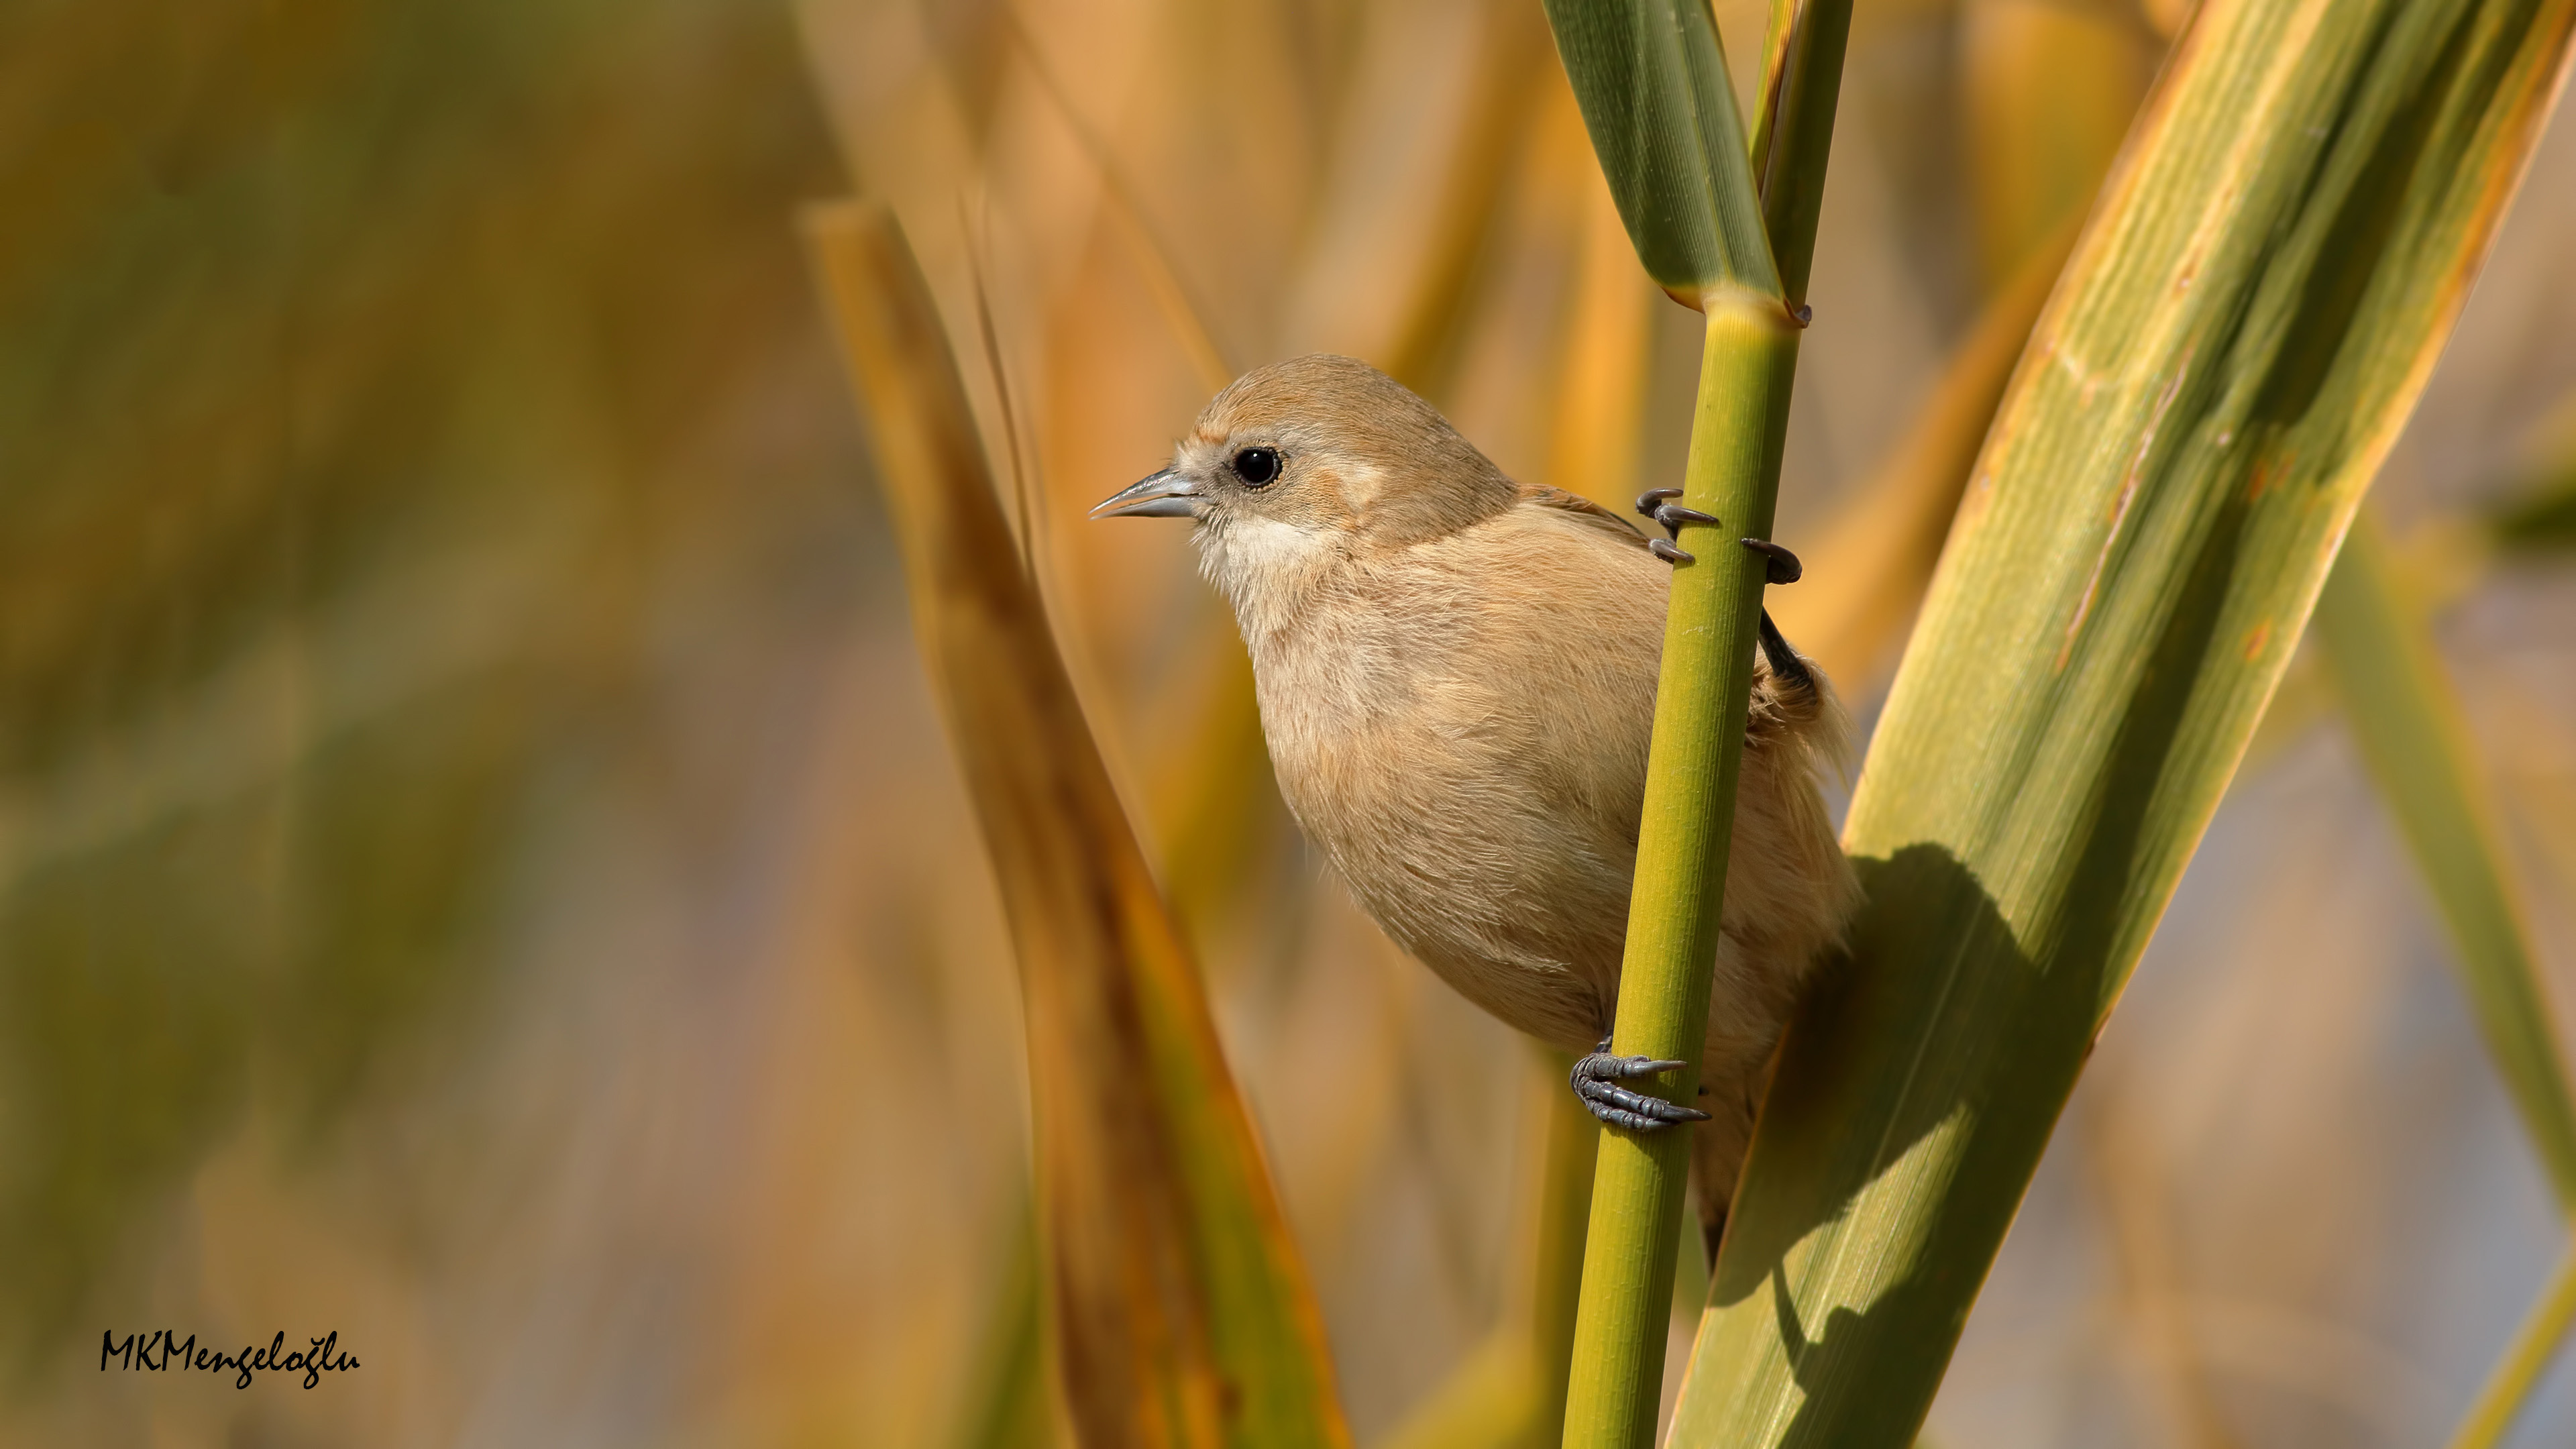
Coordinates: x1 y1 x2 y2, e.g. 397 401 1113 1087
1519 486 1653 551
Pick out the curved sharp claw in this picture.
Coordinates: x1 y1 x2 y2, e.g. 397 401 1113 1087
1635 488 1722 546
1581 1052 1693 1079
1571 1041 1712 1132
1741 537 1802 585
1649 538 1693 565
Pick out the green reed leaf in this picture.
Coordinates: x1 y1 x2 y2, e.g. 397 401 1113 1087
2316 508 2576 1210
1667 0 2576 1437
1542 0 1781 307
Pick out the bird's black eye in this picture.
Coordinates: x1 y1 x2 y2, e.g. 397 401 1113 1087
1232 446 1283 487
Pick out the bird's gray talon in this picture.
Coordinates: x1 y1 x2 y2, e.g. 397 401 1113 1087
1602 1056 1692 1079
1580 1091 1710 1130
1741 537 1803 586
1653 504 1720 536
1636 488 1722 544
1572 1044 1713 1131
1649 539 1693 566
1589 1081 1707 1121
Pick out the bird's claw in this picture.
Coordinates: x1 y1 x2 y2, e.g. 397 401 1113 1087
1741 537 1802 585
1649 538 1693 565
1634 488 1721 551
1571 1038 1711 1132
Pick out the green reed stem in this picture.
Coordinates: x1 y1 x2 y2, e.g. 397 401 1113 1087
1559 297 1801 1449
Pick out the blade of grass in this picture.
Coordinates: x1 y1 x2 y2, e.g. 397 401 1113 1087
985 9 1290 944
961 211 1040 586
2314 506 2576 1208
2440 1240 2576 1449
806 199 1348 1449
1668 0 2576 1438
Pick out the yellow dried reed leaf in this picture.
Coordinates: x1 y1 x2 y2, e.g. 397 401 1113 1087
806 199 1347 1449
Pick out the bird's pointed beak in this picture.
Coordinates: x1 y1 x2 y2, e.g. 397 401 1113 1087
1089 468 1200 520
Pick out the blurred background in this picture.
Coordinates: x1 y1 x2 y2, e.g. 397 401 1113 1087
5 0 2573 1445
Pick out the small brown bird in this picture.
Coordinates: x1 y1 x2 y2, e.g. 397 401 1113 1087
1093 354 1857 1248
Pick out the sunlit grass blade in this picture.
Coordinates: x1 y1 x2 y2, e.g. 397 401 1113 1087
2314 508 2576 1209
1670 0 2576 1437
2440 1239 2576 1449
806 199 1349 1449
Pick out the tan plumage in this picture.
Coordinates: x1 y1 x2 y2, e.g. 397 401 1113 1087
1097 353 1858 1240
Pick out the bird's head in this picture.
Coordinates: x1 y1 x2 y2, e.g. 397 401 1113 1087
1090 354 1517 626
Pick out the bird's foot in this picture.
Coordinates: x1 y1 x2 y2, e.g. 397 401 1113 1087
1741 537 1802 585
1638 490 1721 559
1636 495 1801 584
1571 1038 1712 1132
